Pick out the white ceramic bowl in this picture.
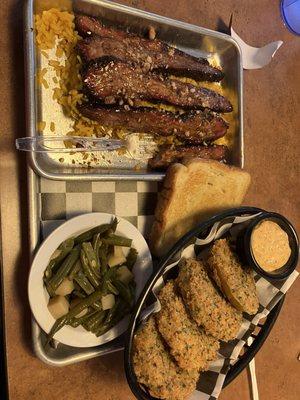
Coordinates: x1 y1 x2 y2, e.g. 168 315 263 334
28 213 153 348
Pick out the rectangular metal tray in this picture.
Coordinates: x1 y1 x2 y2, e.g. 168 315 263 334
24 0 243 181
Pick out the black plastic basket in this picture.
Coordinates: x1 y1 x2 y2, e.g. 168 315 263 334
124 206 286 399
224 295 284 386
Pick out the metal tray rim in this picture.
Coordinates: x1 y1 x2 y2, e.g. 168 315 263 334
25 0 244 181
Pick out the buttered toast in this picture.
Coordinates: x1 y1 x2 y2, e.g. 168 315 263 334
149 159 251 257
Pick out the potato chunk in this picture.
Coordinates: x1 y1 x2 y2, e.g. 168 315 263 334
108 246 126 267
48 295 69 319
55 277 74 296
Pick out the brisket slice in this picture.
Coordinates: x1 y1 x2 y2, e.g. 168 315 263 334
75 15 129 40
75 15 224 82
83 59 232 113
79 105 228 144
148 144 228 169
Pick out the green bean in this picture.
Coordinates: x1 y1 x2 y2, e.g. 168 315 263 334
67 290 102 317
69 319 81 328
126 248 138 271
112 302 130 324
68 259 82 280
95 300 130 337
104 218 119 238
74 223 113 244
113 280 134 306
128 281 136 299
84 311 102 330
92 233 101 250
92 233 101 266
106 280 119 295
91 301 102 310
111 217 118 233
82 242 100 277
90 317 107 334
72 290 86 299
46 289 103 345
94 300 120 337
98 243 109 276
85 311 107 332
102 235 132 247
44 238 74 280
68 309 97 328
80 249 100 288
73 281 84 292
46 246 80 296
102 266 119 294
73 270 94 295
45 317 68 346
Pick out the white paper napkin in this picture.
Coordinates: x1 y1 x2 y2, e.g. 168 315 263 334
231 27 283 69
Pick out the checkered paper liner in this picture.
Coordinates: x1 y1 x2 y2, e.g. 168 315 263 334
39 178 160 239
138 213 298 400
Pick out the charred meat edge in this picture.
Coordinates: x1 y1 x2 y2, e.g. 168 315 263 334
75 14 224 82
83 59 233 113
79 104 228 144
148 144 228 169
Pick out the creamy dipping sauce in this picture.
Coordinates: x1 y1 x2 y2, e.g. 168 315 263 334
251 220 291 272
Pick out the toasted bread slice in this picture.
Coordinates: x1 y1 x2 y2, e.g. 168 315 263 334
149 159 251 257
207 239 259 315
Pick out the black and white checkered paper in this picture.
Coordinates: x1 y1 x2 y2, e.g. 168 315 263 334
39 178 159 239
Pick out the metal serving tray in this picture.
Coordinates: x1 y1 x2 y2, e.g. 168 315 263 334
24 0 243 181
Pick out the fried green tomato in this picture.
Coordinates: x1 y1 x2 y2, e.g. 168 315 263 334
207 239 259 315
133 316 198 400
156 280 219 371
177 258 242 341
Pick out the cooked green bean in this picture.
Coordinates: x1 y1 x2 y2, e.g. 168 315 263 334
95 300 130 337
111 217 118 233
105 218 119 238
46 289 103 345
72 290 86 299
126 248 138 270
82 242 100 276
46 246 80 296
84 311 102 330
80 249 100 288
68 259 82 280
92 233 102 250
102 235 132 247
94 300 120 337
113 280 134 306
68 309 97 327
106 280 119 295
90 317 107 334
74 223 113 244
45 316 68 345
112 302 130 324
85 310 107 332
91 301 102 310
128 281 136 299
102 266 119 294
92 233 102 267
73 270 94 295
44 238 75 279
98 243 109 276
